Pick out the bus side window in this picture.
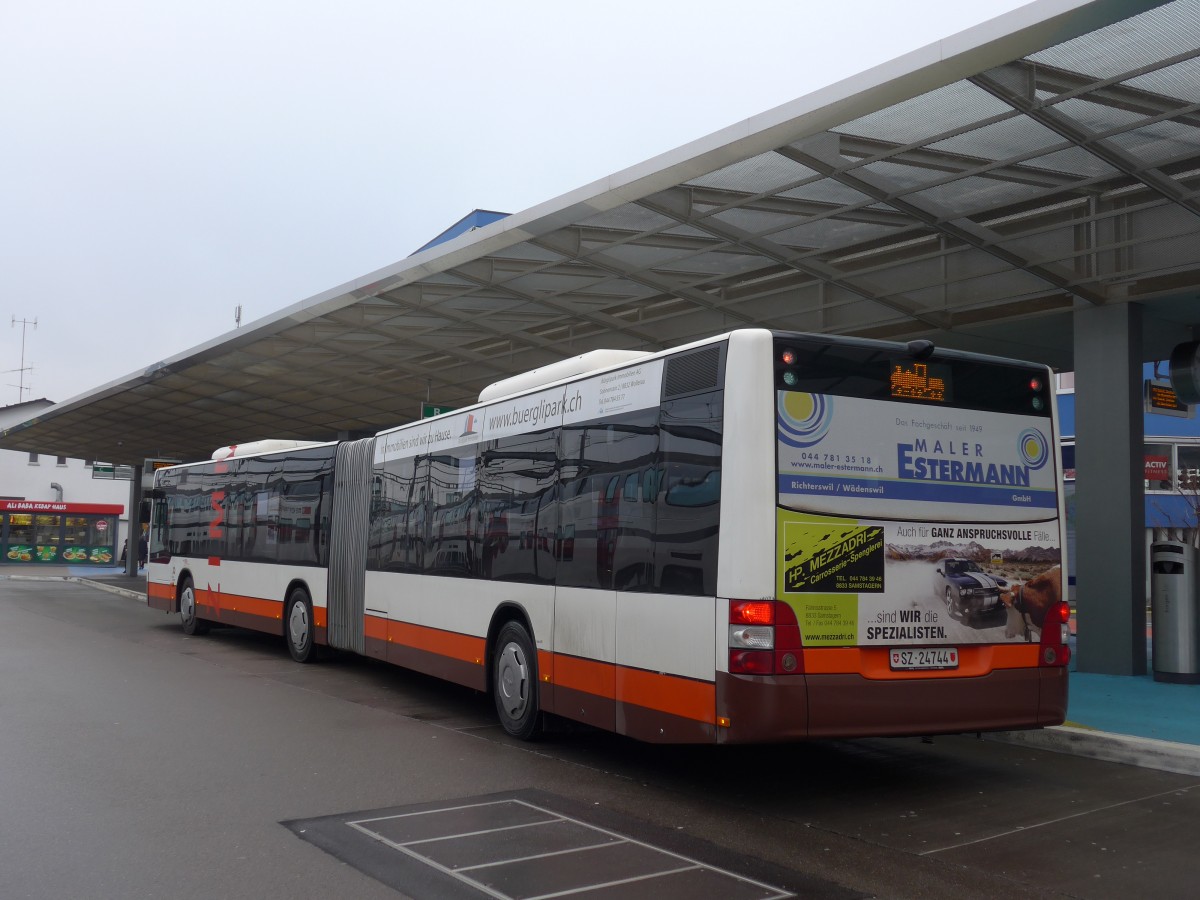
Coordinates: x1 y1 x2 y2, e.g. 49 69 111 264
655 392 723 596
623 472 639 503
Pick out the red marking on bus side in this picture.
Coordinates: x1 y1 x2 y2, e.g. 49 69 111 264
208 491 226 539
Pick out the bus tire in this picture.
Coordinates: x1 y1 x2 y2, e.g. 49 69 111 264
285 587 316 663
492 620 541 740
179 577 209 636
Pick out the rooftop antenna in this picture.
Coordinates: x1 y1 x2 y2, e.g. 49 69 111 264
234 305 242 328
7 316 36 402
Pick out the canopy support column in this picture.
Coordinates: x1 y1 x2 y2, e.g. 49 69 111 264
125 465 143 577
1073 303 1145 675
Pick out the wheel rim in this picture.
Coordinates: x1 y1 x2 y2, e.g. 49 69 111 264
181 585 195 625
496 641 529 721
945 587 952 608
288 600 309 651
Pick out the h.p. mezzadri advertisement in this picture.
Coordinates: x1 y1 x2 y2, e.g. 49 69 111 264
774 391 1062 647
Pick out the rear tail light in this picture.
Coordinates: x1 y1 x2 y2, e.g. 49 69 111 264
728 600 803 675
1039 600 1071 667
730 600 774 625
729 625 774 650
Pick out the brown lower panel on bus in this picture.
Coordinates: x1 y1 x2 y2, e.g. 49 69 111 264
193 590 283 630
716 665 1068 744
204 604 283 636
618 698 718 744
548 683 617 733
386 641 487 693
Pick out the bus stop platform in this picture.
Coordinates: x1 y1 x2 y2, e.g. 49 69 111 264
6 566 1200 776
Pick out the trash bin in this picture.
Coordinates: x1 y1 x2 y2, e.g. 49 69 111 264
1151 541 1200 684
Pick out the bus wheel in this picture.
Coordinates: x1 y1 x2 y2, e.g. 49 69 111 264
179 577 208 636
493 621 541 740
285 587 315 663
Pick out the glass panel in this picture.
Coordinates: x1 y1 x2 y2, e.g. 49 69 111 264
8 513 33 543
480 430 558 585
370 454 427 573
427 448 480 578
62 516 90 563
833 82 1010 144
1178 445 1200 492
34 514 62 563
61 516 118 564
558 408 659 591
656 393 723 596
5 514 34 562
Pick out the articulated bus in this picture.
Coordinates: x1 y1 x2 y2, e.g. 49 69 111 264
147 328 1069 743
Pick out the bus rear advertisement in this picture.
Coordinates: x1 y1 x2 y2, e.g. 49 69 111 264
148 328 1068 743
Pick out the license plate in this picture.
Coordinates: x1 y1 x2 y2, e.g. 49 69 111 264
890 647 958 670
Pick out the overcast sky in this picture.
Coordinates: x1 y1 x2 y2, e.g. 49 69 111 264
2 0 1035 406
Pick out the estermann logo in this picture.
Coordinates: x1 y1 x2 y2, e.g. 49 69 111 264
488 390 583 430
897 438 1031 487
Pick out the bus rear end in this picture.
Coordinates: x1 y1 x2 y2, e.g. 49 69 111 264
716 331 1068 742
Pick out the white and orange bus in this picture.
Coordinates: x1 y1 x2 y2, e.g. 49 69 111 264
147 328 1069 743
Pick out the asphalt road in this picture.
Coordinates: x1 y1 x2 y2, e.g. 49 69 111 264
1 577 1198 900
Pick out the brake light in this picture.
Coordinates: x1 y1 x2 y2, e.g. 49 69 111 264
728 600 804 675
1039 600 1072 667
730 600 774 625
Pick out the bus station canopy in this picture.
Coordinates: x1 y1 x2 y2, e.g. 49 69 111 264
4 0 1199 467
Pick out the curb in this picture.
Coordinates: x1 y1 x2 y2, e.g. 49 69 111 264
71 576 147 602
1 574 147 603
987 725 1200 777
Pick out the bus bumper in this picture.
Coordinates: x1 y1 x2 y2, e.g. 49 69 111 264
715 666 1067 743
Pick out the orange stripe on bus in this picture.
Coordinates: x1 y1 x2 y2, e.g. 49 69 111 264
364 613 388 642
380 622 713 724
802 643 1041 677
389 621 487 667
147 582 174 600
554 655 615 699
616 667 715 724
196 588 283 621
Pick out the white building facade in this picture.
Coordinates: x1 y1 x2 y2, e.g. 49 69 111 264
1 399 133 566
